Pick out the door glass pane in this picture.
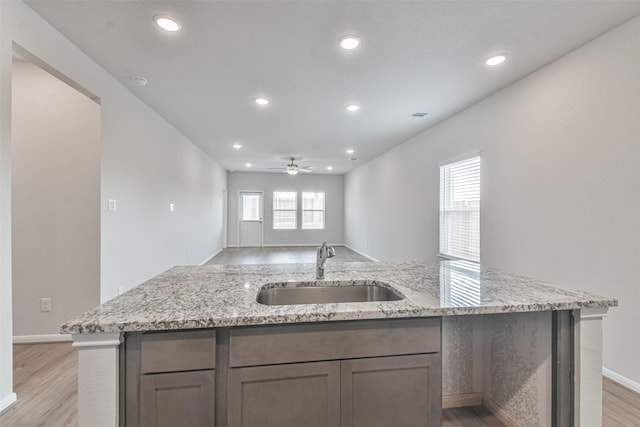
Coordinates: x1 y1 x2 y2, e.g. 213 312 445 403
242 194 260 221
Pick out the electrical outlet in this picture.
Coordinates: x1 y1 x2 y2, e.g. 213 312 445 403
40 298 52 312
169 203 175 212
108 199 117 211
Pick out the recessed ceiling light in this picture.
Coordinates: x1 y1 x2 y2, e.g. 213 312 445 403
154 15 181 32
246 163 252 167
346 149 354 155
339 35 361 50
255 98 269 105
486 54 507 66
233 144 242 149
346 104 360 112
327 166 333 170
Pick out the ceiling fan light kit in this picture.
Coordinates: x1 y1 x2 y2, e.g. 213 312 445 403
268 157 312 175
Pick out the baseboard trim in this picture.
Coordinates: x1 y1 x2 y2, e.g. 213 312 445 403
199 248 223 266
343 245 379 262
222 244 348 249
603 367 640 394
483 397 519 427
0 393 17 414
13 334 72 344
442 392 483 409
263 243 345 248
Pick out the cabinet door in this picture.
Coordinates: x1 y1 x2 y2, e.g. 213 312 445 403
341 354 442 427
228 361 340 427
140 370 214 427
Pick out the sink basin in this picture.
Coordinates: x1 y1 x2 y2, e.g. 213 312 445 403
256 281 404 305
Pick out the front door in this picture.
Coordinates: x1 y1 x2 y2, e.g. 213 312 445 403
239 192 263 247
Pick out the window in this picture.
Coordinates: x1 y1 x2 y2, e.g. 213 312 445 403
302 192 325 229
273 191 297 229
241 193 261 221
440 156 480 262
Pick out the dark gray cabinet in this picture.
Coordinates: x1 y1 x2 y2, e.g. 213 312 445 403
140 371 215 427
341 354 442 427
125 318 442 427
228 361 340 427
124 330 217 427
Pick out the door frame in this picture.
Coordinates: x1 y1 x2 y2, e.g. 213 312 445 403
237 190 264 247
222 188 228 248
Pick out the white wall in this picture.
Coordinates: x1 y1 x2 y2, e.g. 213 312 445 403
100 90 227 301
0 1 226 405
345 15 640 386
12 60 100 336
0 2 15 413
227 172 344 246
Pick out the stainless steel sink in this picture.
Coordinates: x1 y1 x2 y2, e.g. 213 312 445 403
256 281 404 305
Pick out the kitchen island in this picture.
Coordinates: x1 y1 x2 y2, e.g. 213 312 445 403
63 260 616 427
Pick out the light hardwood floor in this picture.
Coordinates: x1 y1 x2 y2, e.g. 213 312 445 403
0 343 77 427
603 377 640 426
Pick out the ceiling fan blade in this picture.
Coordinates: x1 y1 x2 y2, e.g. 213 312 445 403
267 167 286 170
299 169 313 173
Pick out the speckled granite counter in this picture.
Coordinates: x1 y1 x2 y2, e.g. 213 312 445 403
61 260 616 334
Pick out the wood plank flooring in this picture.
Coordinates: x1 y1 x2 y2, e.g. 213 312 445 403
603 377 640 426
207 245 371 265
0 343 77 427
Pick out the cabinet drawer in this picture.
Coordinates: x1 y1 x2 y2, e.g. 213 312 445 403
141 330 216 374
229 318 440 367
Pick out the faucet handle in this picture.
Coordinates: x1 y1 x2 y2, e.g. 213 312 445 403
327 246 336 258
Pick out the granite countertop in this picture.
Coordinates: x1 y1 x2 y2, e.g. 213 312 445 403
61 260 617 334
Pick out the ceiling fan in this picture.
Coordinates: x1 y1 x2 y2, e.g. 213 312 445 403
268 157 313 175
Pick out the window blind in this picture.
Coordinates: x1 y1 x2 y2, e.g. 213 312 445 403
302 192 325 229
440 156 480 262
273 191 297 229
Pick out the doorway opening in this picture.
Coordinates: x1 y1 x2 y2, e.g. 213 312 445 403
11 44 101 341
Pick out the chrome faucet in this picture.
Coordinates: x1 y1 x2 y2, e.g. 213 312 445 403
316 242 336 279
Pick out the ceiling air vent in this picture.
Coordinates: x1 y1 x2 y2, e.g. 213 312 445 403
410 112 428 118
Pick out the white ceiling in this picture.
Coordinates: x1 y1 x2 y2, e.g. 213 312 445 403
25 1 640 174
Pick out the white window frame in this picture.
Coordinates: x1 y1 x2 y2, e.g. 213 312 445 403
302 191 325 230
273 191 297 230
439 155 481 262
